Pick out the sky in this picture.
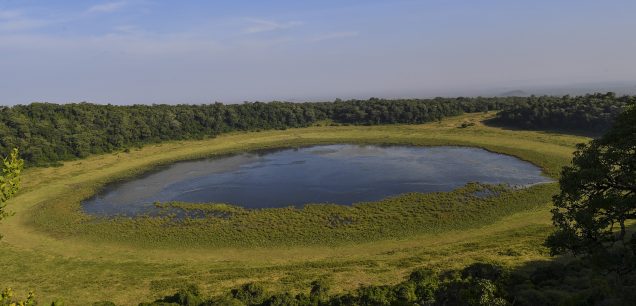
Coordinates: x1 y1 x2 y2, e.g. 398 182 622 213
1 0 636 105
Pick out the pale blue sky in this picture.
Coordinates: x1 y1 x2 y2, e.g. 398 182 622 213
1 0 635 104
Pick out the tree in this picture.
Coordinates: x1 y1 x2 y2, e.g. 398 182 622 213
0 148 24 239
547 103 636 270
231 283 266 305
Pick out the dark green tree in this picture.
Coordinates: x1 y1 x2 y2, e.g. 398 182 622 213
231 283 266 305
547 103 636 271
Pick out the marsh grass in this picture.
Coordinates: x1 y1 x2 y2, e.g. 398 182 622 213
44 183 555 248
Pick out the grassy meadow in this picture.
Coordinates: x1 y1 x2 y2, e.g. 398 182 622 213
0 113 589 305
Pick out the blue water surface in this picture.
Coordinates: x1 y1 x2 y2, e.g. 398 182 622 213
82 145 552 216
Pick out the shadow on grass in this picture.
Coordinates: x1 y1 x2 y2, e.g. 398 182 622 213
132 254 636 306
482 118 604 138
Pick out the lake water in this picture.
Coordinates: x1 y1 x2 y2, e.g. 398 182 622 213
82 145 552 216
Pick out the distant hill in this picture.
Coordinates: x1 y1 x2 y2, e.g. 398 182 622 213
499 90 529 97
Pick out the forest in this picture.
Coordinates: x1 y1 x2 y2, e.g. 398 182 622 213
0 97 513 166
489 92 631 134
0 93 629 167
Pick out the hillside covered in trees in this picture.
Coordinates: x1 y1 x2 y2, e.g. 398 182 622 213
0 97 515 166
0 93 629 166
489 92 631 134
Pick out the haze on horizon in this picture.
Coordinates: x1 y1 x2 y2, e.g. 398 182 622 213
1 0 636 105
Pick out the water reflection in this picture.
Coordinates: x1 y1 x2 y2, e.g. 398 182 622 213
82 145 552 216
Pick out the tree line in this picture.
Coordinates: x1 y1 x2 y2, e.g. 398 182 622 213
0 97 519 166
1 94 630 167
489 92 631 134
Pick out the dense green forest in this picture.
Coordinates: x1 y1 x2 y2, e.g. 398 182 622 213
489 92 631 134
0 93 630 166
0 97 517 166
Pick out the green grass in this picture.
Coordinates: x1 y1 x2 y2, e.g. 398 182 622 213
31 183 557 248
0 113 589 305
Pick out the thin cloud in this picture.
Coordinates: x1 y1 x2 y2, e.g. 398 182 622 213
86 1 128 14
0 9 49 32
309 31 359 42
111 24 145 36
0 30 225 57
0 9 21 20
243 18 302 34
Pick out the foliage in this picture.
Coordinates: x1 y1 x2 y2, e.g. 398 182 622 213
0 97 524 166
5 258 636 305
139 285 205 306
135 257 636 305
507 258 636 305
2 94 621 168
0 288 36 306
0 148 23 238
459 121 476 128
491 92 630 134
231 283 267 305
547 102 636 272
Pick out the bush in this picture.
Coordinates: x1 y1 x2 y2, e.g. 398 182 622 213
231 283 266 305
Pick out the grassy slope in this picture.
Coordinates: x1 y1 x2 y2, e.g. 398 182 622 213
0 113 588 305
